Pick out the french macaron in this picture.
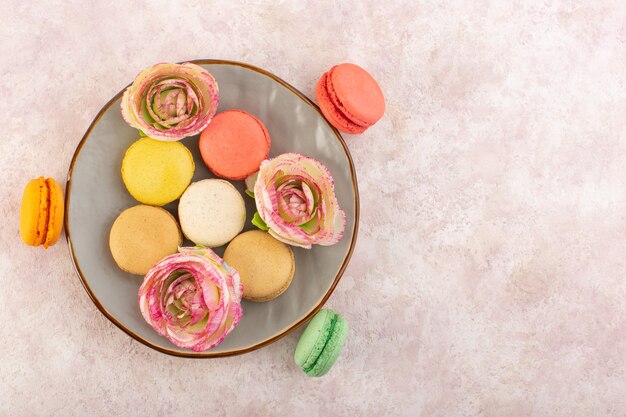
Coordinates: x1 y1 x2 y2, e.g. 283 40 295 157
198 110 271 180
316 63 385 134
20 177 64 248
109 204 182 275
178 179 246 247
223 230 295 302
121 137 194 206
294 309 348 377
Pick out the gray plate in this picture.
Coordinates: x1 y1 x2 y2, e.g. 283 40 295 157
65 60 359 357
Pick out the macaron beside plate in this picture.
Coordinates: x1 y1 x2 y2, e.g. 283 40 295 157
294 309 348 377
20 177 64 248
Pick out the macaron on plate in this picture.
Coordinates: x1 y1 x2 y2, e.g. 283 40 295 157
65 60 359 357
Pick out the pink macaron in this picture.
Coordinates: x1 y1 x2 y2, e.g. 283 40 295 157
316 63 385 134
199 110 271 180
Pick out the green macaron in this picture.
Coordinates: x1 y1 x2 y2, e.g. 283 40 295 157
294 309 348 377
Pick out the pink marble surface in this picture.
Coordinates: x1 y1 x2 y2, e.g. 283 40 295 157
1 1 625 416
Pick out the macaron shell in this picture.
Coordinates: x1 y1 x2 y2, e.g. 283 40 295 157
305 314 348 377
121 137 195 206
109 205 182 275
199 110 271 180
316 73 367 134
223 230 295 302
178 179 246 247
43 178 64 249
19 177 48 246
327 63 385 126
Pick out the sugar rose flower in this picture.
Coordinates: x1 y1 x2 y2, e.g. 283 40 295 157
248 153 346 249
138 247 243 351
121 62 219 141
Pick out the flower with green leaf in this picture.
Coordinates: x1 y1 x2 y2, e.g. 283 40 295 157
246 153 346 249
121 62 219 141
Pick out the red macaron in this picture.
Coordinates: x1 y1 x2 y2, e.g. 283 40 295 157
316 63 385 134
199 110 271 180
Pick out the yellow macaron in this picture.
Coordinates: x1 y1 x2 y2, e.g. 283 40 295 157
224 230 295 302
109 204 182 275
20 177 64 248
121 137 195 206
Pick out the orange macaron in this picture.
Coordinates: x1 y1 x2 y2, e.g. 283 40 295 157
199 110 271 180
316 63 385 134
20 177 64 248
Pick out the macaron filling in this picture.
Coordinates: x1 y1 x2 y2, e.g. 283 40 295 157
43 179 56 248
36 179 50 246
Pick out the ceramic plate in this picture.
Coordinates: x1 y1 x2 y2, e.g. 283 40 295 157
65 60 359 357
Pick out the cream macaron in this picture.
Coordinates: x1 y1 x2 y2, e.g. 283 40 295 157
178 179 246 247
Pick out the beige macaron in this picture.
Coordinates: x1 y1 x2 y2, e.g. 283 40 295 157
178 179 246 247
109 205 182 275
224 230 295 302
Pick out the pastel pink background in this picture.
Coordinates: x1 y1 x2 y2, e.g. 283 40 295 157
1 1 625 416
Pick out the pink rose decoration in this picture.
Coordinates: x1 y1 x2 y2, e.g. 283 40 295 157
138 247 243 351
248 153 346 249
121 62 219 141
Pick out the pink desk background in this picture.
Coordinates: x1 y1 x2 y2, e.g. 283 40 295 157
1 1 625 415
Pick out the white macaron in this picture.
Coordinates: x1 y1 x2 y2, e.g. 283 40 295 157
178 179 246 247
